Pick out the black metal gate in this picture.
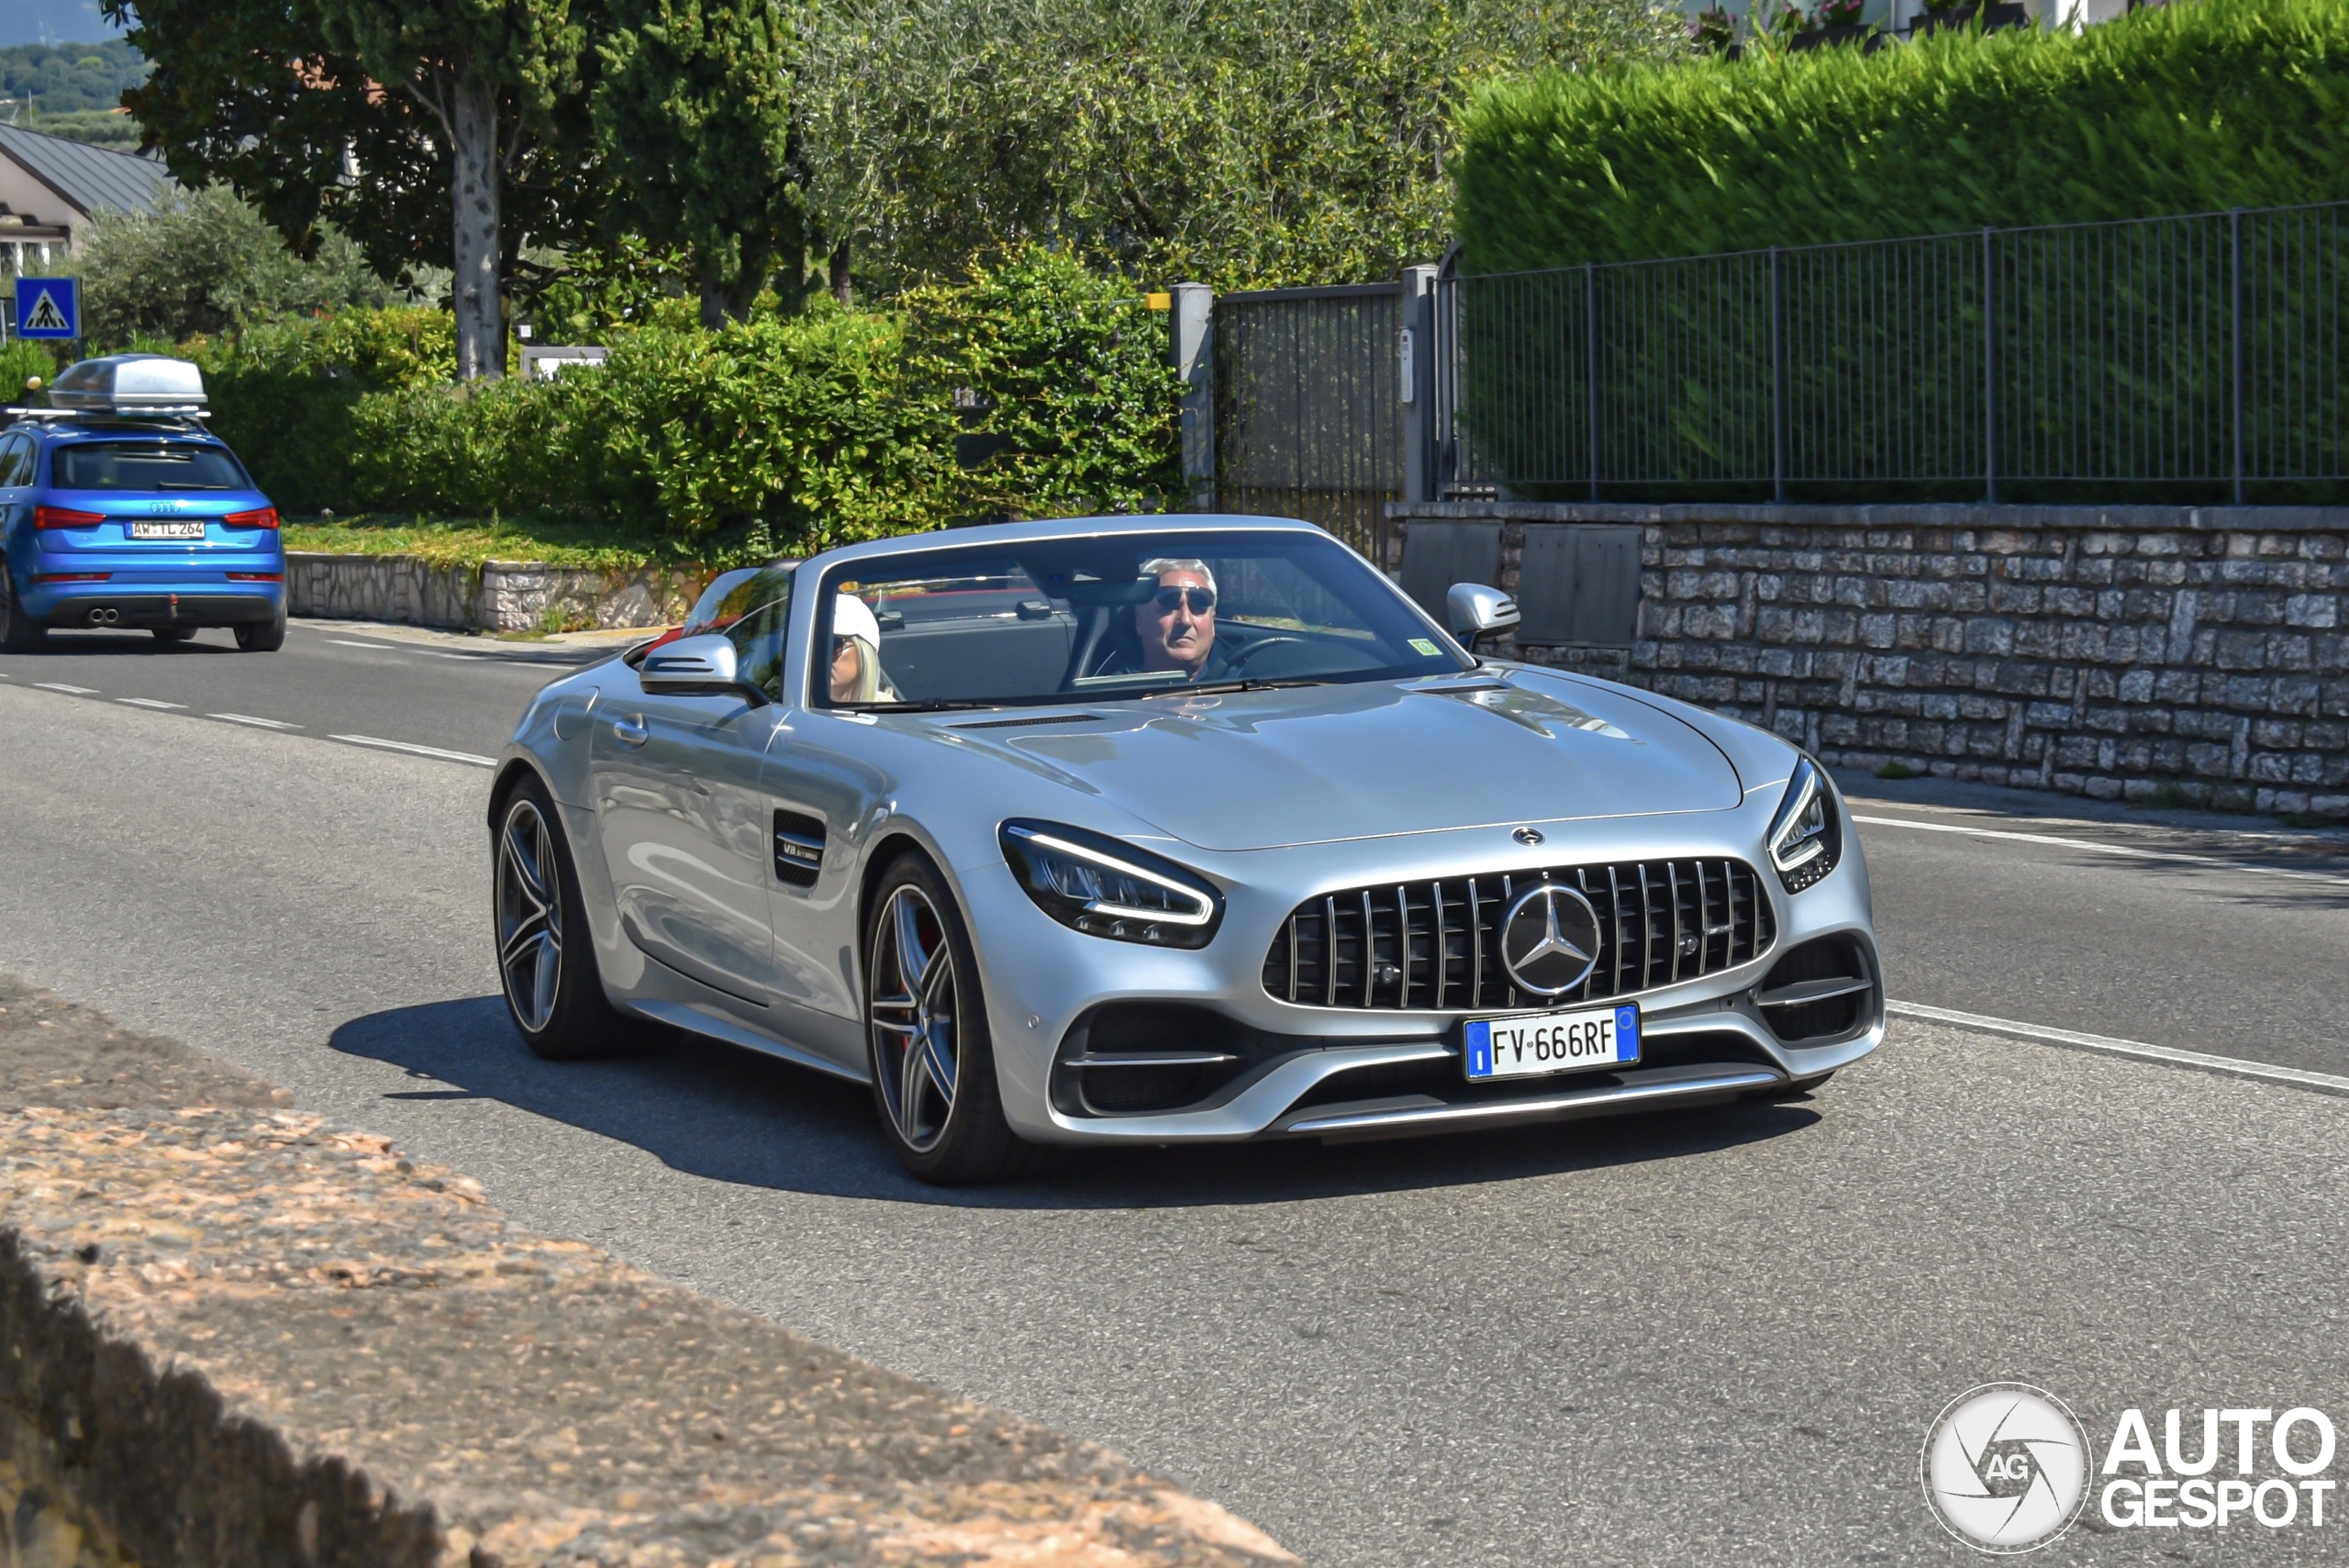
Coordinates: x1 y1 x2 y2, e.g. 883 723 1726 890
1212 282 1403 562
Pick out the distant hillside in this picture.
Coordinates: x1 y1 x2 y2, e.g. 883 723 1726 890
0 38 146 116
18 106 141 148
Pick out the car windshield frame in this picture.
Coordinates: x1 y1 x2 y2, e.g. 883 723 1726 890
810 528 1470 713
50 439 254 493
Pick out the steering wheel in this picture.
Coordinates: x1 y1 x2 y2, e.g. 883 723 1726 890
1223 634 1310 672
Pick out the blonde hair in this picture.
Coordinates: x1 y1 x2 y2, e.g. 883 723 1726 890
832 594 883 704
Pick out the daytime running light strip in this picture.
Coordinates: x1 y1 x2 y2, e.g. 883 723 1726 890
1015 829 1217 926
1768 767 1826 871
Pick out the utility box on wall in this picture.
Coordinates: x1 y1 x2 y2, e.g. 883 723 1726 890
1396 520 1503 623
1515 524 1642 647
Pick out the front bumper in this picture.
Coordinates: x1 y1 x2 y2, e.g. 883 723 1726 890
957 792 1885 1146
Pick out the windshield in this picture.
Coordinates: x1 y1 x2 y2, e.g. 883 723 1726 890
52 441 252 492
817 530 1467 710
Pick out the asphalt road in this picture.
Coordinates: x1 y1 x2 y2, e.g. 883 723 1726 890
4 639 2348 1564
0 616 627 763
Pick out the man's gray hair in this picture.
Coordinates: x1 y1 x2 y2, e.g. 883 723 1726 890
1141 557 1217 598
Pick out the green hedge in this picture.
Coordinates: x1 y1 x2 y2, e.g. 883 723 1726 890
1454 0 2349 272
179 309 453 514
184 248 1180 559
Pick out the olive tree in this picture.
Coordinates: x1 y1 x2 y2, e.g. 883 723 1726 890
797 0 1686 295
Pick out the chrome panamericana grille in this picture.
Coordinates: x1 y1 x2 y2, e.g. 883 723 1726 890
1261 860 1775 1012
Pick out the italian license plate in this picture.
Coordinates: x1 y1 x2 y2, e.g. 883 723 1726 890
130 520 206 539
1464 1003 1641 1082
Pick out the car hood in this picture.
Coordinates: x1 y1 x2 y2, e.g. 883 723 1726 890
984 672 1745 851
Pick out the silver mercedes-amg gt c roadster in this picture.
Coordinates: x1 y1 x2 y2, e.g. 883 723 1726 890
488 514 1883 1182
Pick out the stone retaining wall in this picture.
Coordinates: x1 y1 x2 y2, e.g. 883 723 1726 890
1388 501 2349 819
286 554 706 634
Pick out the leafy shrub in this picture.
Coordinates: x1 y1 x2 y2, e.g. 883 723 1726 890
581 308 954 551
175 307 453 513
1454 0 2349 273
81 185 396 347
902 247 1184 517
211 246 1179 556
0 340 60 403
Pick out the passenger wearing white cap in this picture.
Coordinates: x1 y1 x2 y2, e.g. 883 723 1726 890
831 594 887 704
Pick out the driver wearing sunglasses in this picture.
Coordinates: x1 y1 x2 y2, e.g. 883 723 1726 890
1133 557 1219 678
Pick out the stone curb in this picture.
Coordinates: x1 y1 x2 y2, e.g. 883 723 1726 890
0 979 1297 1568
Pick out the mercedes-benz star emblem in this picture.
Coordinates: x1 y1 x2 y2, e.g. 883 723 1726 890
1512 826 1544 846
1498 884 1602 996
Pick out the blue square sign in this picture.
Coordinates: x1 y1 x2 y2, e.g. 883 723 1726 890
15 277 79 339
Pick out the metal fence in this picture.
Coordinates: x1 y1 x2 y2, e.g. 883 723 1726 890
1214 282 1404 561
1432 201 2349 503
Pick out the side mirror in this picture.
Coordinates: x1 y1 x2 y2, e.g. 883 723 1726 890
1446 583 1520 647
639 633 769 706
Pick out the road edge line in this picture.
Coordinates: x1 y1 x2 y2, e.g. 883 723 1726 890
1888 999 2349 1099
329 733 497 768
1852 813 2349 888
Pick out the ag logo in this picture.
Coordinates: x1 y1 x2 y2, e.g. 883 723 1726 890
1921 1384 2089 1553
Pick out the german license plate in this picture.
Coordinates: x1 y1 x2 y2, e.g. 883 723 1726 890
130 520 206 539
1464 1003 1641 1082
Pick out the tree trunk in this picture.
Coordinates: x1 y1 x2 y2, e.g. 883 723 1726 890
697 255 729 331
697 241 770 328
450 71 504 381
829 239 852 306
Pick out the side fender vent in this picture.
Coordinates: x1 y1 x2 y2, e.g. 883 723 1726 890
773 810 825 887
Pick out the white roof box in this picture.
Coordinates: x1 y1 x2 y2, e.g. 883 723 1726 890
48 355 209 417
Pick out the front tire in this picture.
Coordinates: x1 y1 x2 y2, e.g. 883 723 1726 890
863 853 1033 1184
0 568 43 652
494 777 633 1060
234 603 286 651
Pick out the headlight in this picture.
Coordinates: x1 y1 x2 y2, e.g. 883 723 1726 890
1000 820 1224 949
1766 756 1842 894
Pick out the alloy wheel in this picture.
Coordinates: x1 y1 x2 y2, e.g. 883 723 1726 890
495 798 563 1034
868 885 961 1153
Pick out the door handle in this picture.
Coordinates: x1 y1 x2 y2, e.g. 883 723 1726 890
611 715 650 748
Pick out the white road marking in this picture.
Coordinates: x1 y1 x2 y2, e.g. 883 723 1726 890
33 682 97 695
208 712 300 730
1889 1000 2349 1098
328 639 398 651
329 733 496 768
117 697 187 710
1852 812 2349 889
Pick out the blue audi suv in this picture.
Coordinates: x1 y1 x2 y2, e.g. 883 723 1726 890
0 356 285 653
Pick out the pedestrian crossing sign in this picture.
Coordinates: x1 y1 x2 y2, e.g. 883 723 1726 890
15 277 79 339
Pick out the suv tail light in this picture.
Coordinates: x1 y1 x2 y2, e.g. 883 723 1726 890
34 506 104 529
222 506 280 529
